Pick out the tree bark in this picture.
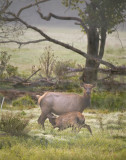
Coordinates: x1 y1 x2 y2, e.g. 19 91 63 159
99 28 107 59
82 27 99 83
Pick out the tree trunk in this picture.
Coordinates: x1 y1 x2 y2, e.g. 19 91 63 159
82 27 99 83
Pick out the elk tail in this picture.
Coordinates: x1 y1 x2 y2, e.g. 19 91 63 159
36 95 40 99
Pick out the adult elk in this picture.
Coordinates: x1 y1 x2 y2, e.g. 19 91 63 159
36 84 95 129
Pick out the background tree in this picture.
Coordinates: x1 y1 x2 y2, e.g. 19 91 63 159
62 0 126 82
0 0 126 83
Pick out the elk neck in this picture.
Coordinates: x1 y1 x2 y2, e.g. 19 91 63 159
82 91 91 108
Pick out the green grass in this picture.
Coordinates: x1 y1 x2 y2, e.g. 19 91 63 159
0 46 85 75
0 28 126 160
104 48 126 66
1 28 126 75
12 95 36 109
91 91 126 111
0 106 126 160
0 131 126 160
0 112 29 136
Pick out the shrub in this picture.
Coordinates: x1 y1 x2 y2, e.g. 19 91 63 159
54 60 76 81
12 95 35 109
0 51 11 78
6 64 18 77
55 81 82 93
0 51 18 78
39 46 56 78
0 112 29 136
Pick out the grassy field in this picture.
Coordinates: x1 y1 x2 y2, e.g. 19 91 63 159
0 27 126 160
0 108 126 160
0 27 126 75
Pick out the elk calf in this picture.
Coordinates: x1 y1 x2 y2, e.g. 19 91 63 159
47 112 92 135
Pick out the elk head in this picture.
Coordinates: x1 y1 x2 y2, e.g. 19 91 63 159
83 83 95 96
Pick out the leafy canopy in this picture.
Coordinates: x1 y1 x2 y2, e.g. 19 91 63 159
62 0 126 33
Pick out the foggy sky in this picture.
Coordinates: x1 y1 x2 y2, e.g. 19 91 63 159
10 0 126 30
10 0 79 28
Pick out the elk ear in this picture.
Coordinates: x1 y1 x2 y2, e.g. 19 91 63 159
36 95 40 99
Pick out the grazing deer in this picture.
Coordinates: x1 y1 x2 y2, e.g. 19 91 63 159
47 112 92 135
36 83 95 129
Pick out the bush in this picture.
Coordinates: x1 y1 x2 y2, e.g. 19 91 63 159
0 51 11 77
55 81 83 93
12 95 35 109
0 112 29 136
39 46 56 78
6 64 18 77
91 91 126 111
0 51 18 78
54 60 76 81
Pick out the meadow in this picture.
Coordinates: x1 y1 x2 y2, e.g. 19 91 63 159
0 27 126 160
0 26 126 75
0 107 126 160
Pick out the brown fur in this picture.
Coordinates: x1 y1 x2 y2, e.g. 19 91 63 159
36 84 95 129
47 112 92 135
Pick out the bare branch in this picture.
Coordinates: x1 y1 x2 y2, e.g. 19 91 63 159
37 10 88 33
0 0 50 21
0 0 12 14
115 28 124 49
14 68 41 86
0 39 47 48
17 0 50 17
3 12 116 69
0 16 17 21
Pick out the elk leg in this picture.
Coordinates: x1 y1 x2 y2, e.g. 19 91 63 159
77 125 82 132
83 124 92 135
38 114 42 124
58 127 64 131
38 113 47 129
58 128 61 131
72 125 78 133
38 107 52 129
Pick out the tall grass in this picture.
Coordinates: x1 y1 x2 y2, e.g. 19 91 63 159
12 95 35 110
0 112 29 136
91 91 126 111
0 132 126 160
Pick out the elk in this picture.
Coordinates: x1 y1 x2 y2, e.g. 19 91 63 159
47 112 92 135
36 83 95 129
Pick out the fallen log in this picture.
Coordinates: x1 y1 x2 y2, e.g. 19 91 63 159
13 68 41 86
66 66 126 75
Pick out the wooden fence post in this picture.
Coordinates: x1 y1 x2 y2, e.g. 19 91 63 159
1 97 5 111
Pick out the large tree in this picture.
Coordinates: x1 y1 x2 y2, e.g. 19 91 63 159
39 0 126 82
63 0 126 82
0 0 126 83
